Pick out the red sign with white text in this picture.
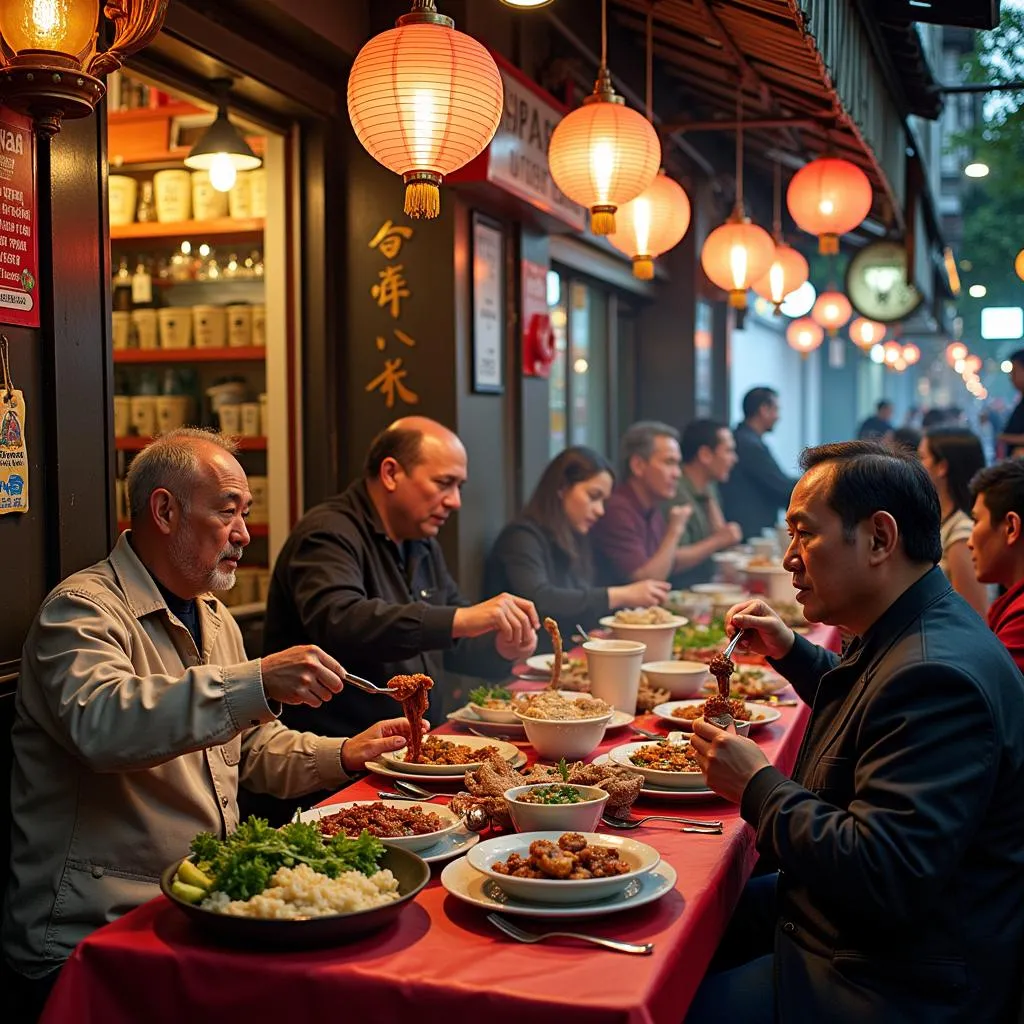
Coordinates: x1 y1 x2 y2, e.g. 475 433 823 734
0 109 37 328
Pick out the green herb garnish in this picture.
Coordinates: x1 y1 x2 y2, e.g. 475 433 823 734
557 756 570 783
468 685 512 706
188 815 386 901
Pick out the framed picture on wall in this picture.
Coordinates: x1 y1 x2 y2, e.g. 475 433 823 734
471 213 504 394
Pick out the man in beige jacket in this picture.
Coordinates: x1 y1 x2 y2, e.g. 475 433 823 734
2 429 419 1020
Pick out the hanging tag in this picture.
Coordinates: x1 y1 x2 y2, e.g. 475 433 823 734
0 334 28 515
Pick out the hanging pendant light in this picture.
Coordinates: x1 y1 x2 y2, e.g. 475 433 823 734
752 163 809 313
605 11 689 277
184 80 262 193
786 155 872 254
883 340 902 366
347 0 503 219
946 341 968 366
811 289 852 335
786 318 824 356
849 317 886 351
700 92 774 309
901 343 921 366
548 0 660 235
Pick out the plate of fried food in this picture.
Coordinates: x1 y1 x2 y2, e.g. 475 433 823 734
441 831 676 918
607 740 708 790
699 665 789 700
589 752 721 801
371 736 525 779
651 698 781 731
299 800 480 863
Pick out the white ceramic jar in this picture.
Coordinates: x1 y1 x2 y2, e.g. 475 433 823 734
157 307 193 349
228 172 253 219
226 305 253 347
131 308 158 350
153 169 191 222
192 305 227 348
191 170 229 221
108 175 137 226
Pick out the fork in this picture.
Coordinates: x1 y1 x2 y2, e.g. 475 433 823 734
466 726 517 741
344 672 399 695
486 913 653 955
631 726 667 740
602 813 723 830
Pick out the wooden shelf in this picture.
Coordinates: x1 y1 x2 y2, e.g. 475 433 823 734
116 435 266 451
111 218 264 242
154 277 264 288
115 346 266 364
117 520 268 538
108 102 206 124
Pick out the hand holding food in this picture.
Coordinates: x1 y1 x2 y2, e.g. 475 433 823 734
689 717 771 803
725 599 796 660
666 503 693 535
260 645 346 707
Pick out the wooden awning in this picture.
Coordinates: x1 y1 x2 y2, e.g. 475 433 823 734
611 0 910 231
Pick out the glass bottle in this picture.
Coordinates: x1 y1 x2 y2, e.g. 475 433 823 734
131 256 153 308
136 181 156 222
112 257 133 312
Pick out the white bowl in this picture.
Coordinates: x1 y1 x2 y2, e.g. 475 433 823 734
690 582 746 598
514 708 612 760
467 700 521 724
599 614 687 663
298 800 463 853
641 660 711 699
503 784 609 833
466 830 659 904
607 740 707 790
744 565 795 603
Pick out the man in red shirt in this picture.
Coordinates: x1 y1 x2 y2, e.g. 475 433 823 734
968 458 1024 671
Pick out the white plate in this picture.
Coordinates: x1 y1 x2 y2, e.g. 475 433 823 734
699 669 789 700
466 830 659 905
441 855 677 918
366 748 528 782
298 800 463 853
525 654 556 673
651 700 782 731
590 753 722 801
380 736 520 775
419 826 481 864
607 740 707 790
447 705 634 735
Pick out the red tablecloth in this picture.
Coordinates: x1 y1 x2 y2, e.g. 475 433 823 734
40 628 839 1024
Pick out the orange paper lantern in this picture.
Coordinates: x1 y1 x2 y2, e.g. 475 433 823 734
700 215 775 309
849 317 886 350
963 354 983 374
548 67 661 236
347 3 503 219
1015 249 1024 282
946 341 968 365
811 290 853 334
883 340 902 365
607 171 691 279
786 157 873 255
751 243 809 311
901 343 921 365
786 317 824 355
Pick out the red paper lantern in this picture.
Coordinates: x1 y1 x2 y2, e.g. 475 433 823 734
751 243 809 311
811 290 853 334
347 2 503 219
786 317 824 355
786 157 873 254
607 171 691 279
849 317 886 350
901 343 921 366
548 67 661 236
700 215 775 309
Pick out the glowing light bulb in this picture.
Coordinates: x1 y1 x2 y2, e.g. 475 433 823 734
591 140 615 204
208 152 237 192
632 198 652 254
768 261 785 304
819 198 834 215
954 358 965 373
729 244 748 290
1003 360 1013 373
411 90 435 166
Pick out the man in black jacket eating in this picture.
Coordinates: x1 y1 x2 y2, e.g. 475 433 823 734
689 440 1024 1023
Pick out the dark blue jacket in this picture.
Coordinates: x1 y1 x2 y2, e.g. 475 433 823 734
746 568 1024 1023
719 422 797 540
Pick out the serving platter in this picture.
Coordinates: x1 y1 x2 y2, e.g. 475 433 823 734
365 748 528 782
650 700 782 731
440 856 677 919
379 736 520 775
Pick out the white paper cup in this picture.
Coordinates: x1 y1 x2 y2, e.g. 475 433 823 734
111 310 132 350
158 307 192 349
227 305 253 347
129 395 157 438
583 639 647 713
239 401 260 436
191 170 229 221
228 172 252 218
218 403 242 434
155 395 191 433
131 308 158 350
108 175 137 226
153 169 191 222
192 305 227 348
113 395 131 437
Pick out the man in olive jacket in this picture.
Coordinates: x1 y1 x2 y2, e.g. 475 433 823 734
689 441 1024 1023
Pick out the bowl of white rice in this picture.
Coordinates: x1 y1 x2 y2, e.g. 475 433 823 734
160 842 430 947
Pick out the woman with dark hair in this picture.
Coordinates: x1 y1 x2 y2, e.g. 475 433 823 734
485 446 670 650
919 427 989 615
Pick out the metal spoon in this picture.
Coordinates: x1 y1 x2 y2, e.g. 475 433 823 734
602 813 723 830
344 672 399 695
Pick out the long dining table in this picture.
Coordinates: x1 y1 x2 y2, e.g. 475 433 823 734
38 626 839 1024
